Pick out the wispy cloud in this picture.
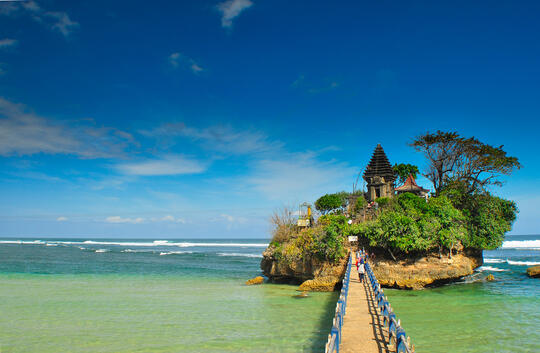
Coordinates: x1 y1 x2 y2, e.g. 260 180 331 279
246 152 356 201
141 123 283 156
150 215 187 223
105 216 145 224
168 52 204 74
0 97 135 158
0 38 17 49
56 216 68 222
217 0 253 28
0 1 79 38
115 154 207 176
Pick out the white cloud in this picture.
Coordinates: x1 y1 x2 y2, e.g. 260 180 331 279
149 215 187 223
105 216 145 224
168 52 204 74
0 38 17 49
45 11 79 37
0 1 79 38
115 154 207 176
217 0 253 28
0 97 134 158
56 216 68 222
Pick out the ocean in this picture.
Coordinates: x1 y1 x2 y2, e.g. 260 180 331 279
0 235 538 352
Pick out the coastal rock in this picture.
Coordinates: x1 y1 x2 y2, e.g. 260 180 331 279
260 247 347 291
486 274 495 281
370 250 483 290
298 276 341 292
245 276 264 285
526 265 540 278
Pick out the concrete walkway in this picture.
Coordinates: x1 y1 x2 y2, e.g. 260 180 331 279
339 252 391 353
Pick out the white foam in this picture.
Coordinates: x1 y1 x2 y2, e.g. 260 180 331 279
217 252 263 258
507 260 540 266
0 239 269 248
159 251 193 256
46 243 58 247
67 240 268 248
0 240 45 245
476 266 508 272
501 240 540 250
484 258 506 263
95 249 109 253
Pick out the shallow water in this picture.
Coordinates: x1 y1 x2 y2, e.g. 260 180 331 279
0 239 336 353
0 236 538 352
385 234 540 353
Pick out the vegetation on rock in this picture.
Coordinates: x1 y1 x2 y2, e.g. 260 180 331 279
267 131 520 269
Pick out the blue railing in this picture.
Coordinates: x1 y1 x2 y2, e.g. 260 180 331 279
365 260 415 353
324 254 352 353
325 251 415 353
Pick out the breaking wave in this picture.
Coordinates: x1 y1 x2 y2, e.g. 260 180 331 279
217 252 263 258
506 260 540 266
159 251 194 256
476 266 508 272
0 239 269 248
501 240 540 250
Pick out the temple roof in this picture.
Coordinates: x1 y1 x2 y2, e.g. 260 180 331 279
363 144 396 181
395 174 429 192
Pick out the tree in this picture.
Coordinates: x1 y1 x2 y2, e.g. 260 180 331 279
410 131 521 195
393 163 420 185
314 193 346 215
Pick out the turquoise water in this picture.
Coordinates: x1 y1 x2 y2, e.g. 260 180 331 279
0 236 539 352
0 239 336 352
385 234 540 353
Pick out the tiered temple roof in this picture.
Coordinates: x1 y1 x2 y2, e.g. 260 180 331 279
395 174 429 194
363 144 396 182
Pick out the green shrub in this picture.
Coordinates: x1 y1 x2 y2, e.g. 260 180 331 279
315 193 347 215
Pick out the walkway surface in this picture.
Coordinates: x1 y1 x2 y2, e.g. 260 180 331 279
339 252 391 353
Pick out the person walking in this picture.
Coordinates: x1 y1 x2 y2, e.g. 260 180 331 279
357 260 365 283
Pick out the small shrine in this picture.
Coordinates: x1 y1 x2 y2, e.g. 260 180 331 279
363 144 396 202
395 174 430 198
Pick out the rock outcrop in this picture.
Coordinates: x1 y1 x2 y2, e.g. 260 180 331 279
298 276 342 292
370 249 483 289
245 276 264 285
261 243 483 291
526 265 540 278
260 246 347 291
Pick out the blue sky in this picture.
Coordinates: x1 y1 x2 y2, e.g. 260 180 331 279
0 0 538 238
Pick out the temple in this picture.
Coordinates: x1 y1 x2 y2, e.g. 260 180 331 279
363 144 396 202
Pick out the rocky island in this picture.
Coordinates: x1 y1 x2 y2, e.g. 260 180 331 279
261 131 520 290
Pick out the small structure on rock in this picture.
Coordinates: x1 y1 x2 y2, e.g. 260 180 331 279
395 174 430 199
363 144 396 202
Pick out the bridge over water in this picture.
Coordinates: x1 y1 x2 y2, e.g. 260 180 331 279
325 252 415 353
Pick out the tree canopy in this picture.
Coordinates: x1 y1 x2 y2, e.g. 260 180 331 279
410 131 521 195
393 163 419 185
314 193 347 215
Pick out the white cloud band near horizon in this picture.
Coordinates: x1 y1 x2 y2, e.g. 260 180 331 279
115 155 207 176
